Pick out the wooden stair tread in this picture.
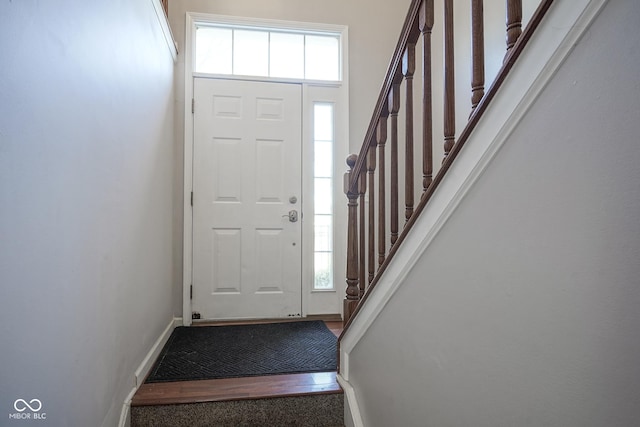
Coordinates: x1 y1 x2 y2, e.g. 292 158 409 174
132 371 342 406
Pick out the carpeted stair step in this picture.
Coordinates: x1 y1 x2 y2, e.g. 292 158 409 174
131 392 344 427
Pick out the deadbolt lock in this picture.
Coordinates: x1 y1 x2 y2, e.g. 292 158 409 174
282 210 298 222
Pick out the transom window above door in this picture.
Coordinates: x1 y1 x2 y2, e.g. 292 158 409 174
195 25 342 81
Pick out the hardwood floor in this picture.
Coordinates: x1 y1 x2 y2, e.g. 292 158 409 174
131 320 343 407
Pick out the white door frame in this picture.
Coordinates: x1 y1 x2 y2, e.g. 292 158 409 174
182 12 349 325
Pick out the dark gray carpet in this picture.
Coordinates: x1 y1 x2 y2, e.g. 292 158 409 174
131 394 344 427
145 320 337 383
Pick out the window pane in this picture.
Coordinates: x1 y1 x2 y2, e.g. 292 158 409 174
314 177 332 215
314 140 333 178
234 29 269 76
195 27 232 74
305 35 340 81
314 103 334 141
315 215 332 251
314 252 333 289
270 32 304 79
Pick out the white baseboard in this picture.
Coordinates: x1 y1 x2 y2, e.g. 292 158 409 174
118 316 182 427
118 387 137 427
337 373 364 427
134 317 182 387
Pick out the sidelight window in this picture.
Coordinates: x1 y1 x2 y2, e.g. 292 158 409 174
313 103 334 290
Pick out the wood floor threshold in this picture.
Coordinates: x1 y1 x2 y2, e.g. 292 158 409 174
189 319 343 338
192 314 342 327
131 371 342 407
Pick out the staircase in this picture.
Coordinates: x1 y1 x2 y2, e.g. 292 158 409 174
129 0 640 425
129 320 345 426
338 0 553 327
131 393 343 426
338 0 640 426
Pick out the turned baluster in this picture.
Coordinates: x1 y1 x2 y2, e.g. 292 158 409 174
505 0 522 58
420 0 434 193
443 0 456 161
403 43 416 222
358 171 366 297
377 113 388 267
388 83 400 246
343 154 359 325
367 143 376 285
471 0 485 113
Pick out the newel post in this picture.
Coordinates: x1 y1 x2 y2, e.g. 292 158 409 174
343 154 359 325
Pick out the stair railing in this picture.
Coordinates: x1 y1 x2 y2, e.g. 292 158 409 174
342 0 554 326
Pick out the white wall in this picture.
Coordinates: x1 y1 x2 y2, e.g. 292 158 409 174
344 0 640 425
0 1 176 425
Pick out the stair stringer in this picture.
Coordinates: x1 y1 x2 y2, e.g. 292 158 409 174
337 0 607 425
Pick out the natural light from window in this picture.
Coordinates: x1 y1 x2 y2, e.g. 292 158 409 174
313 103 334 290
195 25 341 81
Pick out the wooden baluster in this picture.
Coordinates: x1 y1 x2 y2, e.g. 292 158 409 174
358 170 366 297
420 0 434 193
343 154 359 325
443 0 456 162
505 0 522 58
377 113 388 267
367 143 376 285
403 43 416 222
388 83 400 246
471 0 485 113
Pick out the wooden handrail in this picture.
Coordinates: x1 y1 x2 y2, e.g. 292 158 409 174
340 0 555 331
348 0 423 190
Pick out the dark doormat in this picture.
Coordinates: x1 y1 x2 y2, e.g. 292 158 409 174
145 320 337 383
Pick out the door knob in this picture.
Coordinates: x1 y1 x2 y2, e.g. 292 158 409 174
282 210 298 222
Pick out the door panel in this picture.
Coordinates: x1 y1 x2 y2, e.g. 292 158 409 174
192 78 302 320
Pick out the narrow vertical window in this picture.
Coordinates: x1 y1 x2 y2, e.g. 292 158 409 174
313 103 334 290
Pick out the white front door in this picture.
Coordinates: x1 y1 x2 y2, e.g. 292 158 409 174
192 78 302 320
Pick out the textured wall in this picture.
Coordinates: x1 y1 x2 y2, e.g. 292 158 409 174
0 1 176 425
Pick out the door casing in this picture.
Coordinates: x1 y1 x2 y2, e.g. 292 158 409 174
183 12 350 325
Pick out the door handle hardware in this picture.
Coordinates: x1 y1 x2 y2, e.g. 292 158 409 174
282 210 298 222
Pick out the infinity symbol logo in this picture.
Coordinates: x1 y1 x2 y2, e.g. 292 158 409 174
14 399 42 412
